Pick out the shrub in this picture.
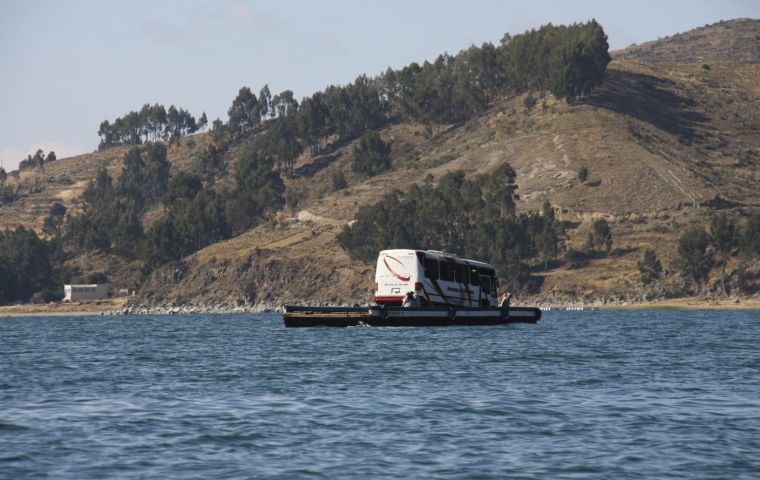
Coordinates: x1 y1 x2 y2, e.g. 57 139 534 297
578 166 588 183
734 266 749 294
523 93 537 110
678 227 714 293
589 219 612 252
637 250 663 285
285 188 303 209
332 170 348 190
352 131 391 177
32 288 64 304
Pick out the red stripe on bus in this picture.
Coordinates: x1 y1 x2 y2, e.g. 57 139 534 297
375 296 405 302
430 278 451 305
383 256 411 281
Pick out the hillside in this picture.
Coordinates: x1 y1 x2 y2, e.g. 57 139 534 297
2 19 760 308
615 18 760 63
0 135 214 234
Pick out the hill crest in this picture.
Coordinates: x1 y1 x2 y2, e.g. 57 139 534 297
614 18 760 64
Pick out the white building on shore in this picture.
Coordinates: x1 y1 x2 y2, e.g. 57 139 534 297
63 284 109 302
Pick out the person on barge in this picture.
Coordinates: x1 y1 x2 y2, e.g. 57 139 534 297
402 291 420 308
500 292 512 318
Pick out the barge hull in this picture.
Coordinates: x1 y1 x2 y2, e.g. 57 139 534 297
282 306 541 328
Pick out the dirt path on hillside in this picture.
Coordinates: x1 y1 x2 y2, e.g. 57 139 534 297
258 230 313 249
295 210 344 226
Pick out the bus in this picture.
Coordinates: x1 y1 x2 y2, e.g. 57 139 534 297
374 249 499 307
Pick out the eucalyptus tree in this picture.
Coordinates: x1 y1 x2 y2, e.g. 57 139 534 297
709 213 737 295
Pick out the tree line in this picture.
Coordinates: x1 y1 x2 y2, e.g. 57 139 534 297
97 103 206 150
0 226 61 304
97 21 609 161
62 140 284 270
630 212 760 297
0 150 57 206
205 21 610 178
18 149 57 171
665 212 760 295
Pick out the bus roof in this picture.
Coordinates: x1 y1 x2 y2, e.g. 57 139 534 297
379 249 496 270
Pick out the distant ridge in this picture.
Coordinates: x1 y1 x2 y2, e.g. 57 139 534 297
614 18 760 63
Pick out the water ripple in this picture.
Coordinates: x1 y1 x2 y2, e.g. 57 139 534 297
1 310 759 478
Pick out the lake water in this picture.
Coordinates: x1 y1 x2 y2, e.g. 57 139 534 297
1 310 759 479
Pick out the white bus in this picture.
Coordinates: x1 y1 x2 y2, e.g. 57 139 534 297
374 249 499 307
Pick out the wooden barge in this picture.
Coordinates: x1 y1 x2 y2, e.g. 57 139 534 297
282 305 541 328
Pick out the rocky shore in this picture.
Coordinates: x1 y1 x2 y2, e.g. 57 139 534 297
118 303 280 315
2 293 758 317
117 293 760 315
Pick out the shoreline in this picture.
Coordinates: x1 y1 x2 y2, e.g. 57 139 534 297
535 295 760 311
1 295 760 316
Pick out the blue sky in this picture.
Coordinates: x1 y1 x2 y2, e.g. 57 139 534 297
1 0 758 171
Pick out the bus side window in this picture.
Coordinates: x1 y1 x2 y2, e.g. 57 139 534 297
455 264 469 284
424 258 439 280
440 262 455 282
481 276 491 295
469 267 480 286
